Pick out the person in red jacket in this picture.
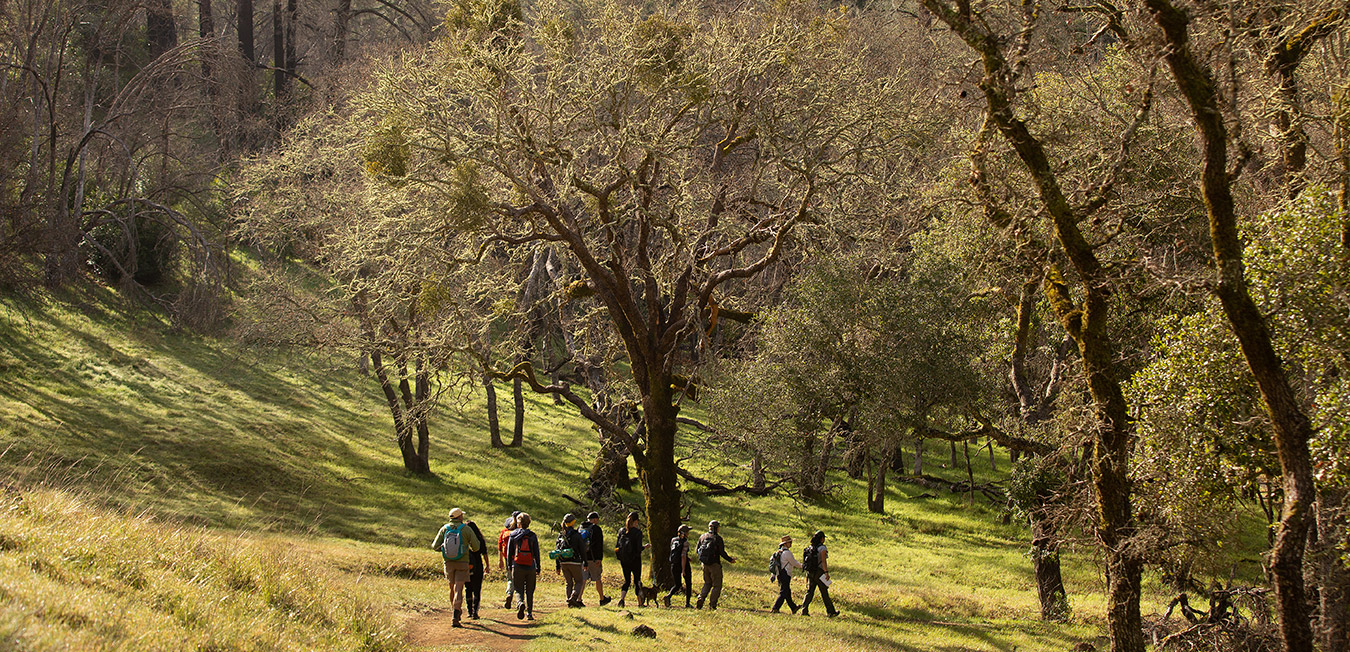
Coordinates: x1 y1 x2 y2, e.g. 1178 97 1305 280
499 511 520 608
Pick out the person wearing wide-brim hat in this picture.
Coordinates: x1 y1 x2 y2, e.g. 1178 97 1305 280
432 507 483 628
664 524 694 608
800 530 839 617
771 534 803 613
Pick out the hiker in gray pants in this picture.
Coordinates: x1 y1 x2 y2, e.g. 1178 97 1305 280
695 520 737 610
555 513 589 607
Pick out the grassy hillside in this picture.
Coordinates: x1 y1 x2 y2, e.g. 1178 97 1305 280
0 287 1269 651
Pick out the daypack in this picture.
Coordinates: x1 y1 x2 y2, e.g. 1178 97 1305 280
513 534 535 567
801 544 820 573
768 549 783 580
552 531 574 560
615 528 631 558
441 523 467 562
669 537 684 564
696 535 717 565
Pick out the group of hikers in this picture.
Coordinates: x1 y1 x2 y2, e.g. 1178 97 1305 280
431 507 840 627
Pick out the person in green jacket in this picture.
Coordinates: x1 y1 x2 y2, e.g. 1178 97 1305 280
433 507 483 628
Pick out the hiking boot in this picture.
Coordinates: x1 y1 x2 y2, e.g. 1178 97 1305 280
827 611 840 618
771 608 780 614
599 596 612 606
517 603 526 620
617 590 626 608
663 594 671 608
790 604 800 614
800 607 810 616
452 609 463 628
526 612 534 620
695 598 704 610
504 595 513 609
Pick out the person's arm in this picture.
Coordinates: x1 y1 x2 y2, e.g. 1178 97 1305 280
820 548 829 575
531 532 542 573
465 527 482 553
506 534 517 572
719 537 736 563
784 549 801 571
431 526 445 552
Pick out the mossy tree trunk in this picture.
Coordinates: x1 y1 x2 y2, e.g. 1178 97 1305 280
1143 3 1328 649
921 3 1145 649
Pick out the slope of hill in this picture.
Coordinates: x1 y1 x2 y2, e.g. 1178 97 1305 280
0 287 1264 650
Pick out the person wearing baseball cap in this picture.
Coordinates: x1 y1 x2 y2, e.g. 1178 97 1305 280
663 524 694 607
800 530 839 617
580 511 612 606
432 507 482 627
770 535 802 614
499 511 521 609
695 520 737 610
555 513 589 607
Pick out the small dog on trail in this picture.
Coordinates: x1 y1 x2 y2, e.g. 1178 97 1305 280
635 585 659 607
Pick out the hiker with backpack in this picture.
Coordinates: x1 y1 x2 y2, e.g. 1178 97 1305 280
553 513 589 607
769 535 803 613
663 524 693 608
614 511 651 607
499 512 519 609
505 512 541 620
799 530 839 618
464 519 489 620
432 507 484 628
580 511 612 606
695 520 737 610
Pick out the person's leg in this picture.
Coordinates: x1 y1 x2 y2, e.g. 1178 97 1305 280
524 569 536 617
513 566 528 619
708 563 723 609
618 560 632 606
820 581 837 615
505 570 515 608
683 567 692 606
592 559 607 601
801 573 818 615
773 573 788 612
696 565 713 608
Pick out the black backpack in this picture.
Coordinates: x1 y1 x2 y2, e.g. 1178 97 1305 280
615 527 631 558
696 535 717 564
801 544 819 573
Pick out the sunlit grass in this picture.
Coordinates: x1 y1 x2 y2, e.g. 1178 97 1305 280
0 287 1271 650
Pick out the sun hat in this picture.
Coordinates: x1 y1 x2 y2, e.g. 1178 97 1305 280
780 535 793 544
448 507 465 520
677 524 691 533
563 513 577 525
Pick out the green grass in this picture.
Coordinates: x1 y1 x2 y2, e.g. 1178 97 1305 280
0 286 1268 650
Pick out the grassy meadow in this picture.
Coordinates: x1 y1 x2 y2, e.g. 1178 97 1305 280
0 287 1266 651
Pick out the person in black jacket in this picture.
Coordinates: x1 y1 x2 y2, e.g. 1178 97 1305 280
580 511 612 606
663 524 693 608
505 513 541 620
464 520 489 619
555 513 589 607
800 530 839 617
695 520 737 610
615 511 651 607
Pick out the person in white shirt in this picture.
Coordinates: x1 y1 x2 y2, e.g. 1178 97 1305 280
771 535 803 613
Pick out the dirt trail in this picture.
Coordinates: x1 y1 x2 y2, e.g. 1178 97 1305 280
406 607 535 651
405 588 574 651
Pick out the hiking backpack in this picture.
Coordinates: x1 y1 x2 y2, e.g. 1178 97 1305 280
441 523 467 562
768 549 783 580
513 534 535 567
801 544 819 573
696 535 717 565
615 528 631 558
553 531 574 560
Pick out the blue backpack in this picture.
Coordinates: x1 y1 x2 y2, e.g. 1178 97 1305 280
441 523 467 561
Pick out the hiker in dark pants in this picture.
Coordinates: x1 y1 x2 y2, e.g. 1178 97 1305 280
465 519 489 619
555 513 589 607
664 524 693 607
695 520 736 610
800 530 839 617
615 511 651 607
771 534 802 614
506 513 541 620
